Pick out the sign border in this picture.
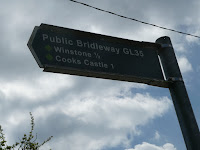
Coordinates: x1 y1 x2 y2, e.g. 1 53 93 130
28 26 43 68
43 64 170 88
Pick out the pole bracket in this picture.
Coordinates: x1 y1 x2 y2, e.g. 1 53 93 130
167 77 183 82
160 44 173 48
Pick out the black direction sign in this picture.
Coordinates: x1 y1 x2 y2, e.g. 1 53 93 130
28 24 168 87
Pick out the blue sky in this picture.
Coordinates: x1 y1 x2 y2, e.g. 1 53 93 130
0 0 200 150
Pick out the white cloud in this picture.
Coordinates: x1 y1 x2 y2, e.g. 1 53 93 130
31 92 171 150
1 73 171 150
154 131 161 141
185 33 200 43
185 26 200 44
177 56 193 73
126 142 176 150
0 77 172 150
0 74 146 102
174 43 186 53
0 74 74 101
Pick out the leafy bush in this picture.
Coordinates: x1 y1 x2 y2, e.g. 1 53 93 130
0 112 53 150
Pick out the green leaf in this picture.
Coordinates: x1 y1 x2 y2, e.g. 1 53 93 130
46 54 53 61
45 45 52 51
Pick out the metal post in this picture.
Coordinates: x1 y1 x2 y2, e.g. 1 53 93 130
156 36 200 150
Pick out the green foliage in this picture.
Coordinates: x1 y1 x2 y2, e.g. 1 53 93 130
0 112 53 150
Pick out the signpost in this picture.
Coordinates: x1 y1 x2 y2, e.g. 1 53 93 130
28 24 168 87
156 37 200 150
28 24 200 150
